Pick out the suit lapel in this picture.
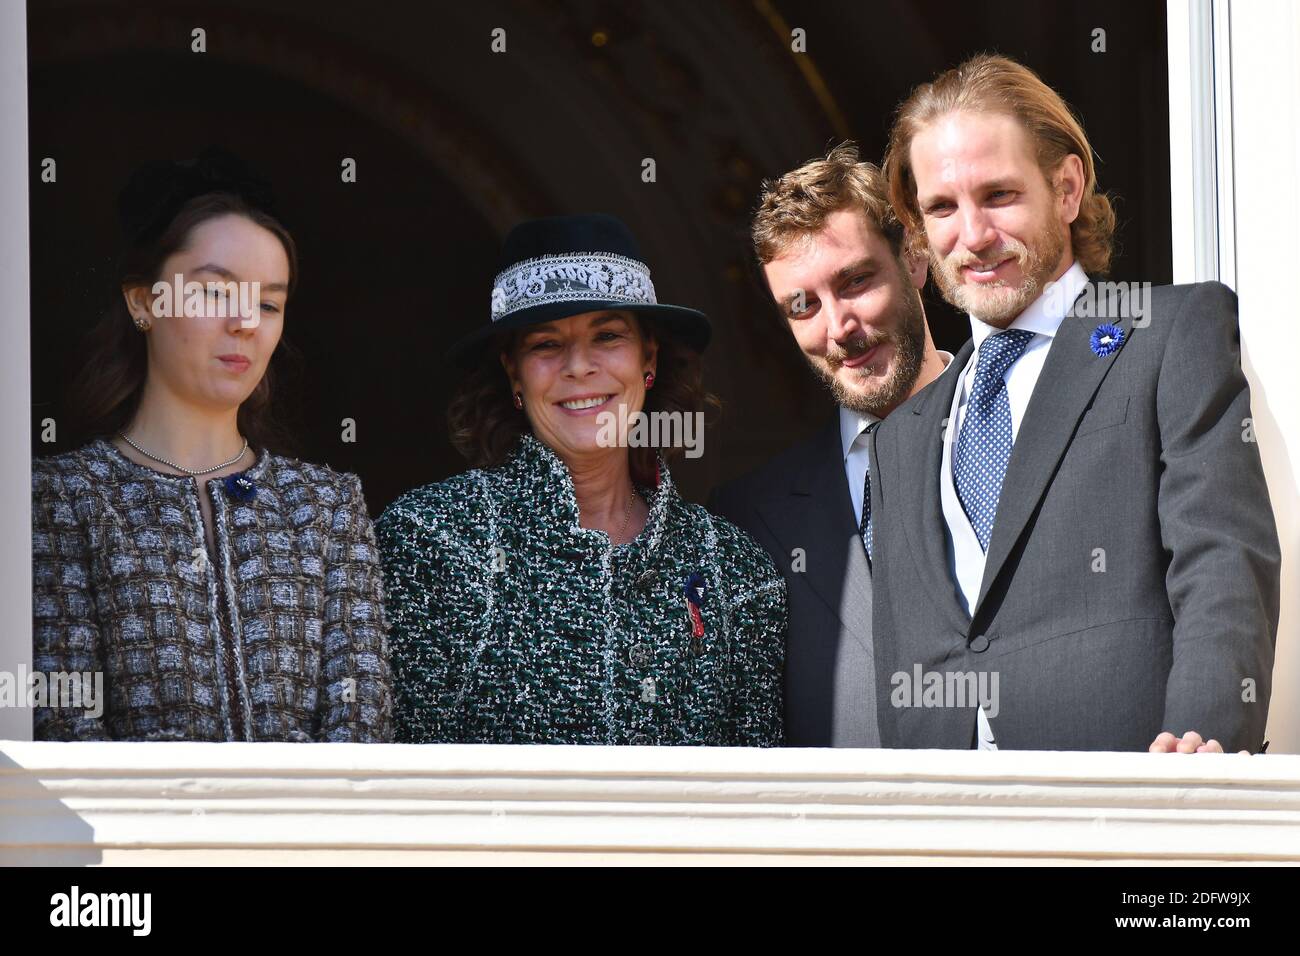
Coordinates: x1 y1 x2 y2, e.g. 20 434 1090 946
886 341 974 637
754 418 873 654
974 283 1134 614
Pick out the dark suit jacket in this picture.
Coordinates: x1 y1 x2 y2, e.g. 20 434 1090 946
709 420 878 747
870 280 1280 752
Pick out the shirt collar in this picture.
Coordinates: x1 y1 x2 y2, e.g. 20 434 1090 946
967 259 1089 353
839 406 879 461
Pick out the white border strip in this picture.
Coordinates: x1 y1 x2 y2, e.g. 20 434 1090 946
1167 0 1226 284
1212 0 1237 287
0 1 31 741
1166 0 1197 283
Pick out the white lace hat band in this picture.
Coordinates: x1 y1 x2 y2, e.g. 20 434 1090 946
490 252 658 321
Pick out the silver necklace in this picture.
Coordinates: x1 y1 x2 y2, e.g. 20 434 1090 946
118 432 249 476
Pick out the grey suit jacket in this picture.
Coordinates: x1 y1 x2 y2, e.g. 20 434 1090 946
870 280 1280 752
710 419 878 747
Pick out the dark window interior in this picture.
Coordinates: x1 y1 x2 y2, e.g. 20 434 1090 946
28 0 1170 508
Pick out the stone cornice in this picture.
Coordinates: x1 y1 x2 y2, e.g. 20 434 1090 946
4 743 1299 863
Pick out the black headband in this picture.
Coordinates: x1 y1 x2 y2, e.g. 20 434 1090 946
116 145 279 246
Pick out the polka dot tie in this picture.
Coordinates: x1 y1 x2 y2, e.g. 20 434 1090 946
859 422 877 565
954 330 1036 552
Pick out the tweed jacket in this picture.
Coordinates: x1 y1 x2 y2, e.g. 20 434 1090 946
31 438 393 742
375 434 787 746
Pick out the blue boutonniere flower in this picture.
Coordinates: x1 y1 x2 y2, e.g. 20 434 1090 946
222 472 257 502
1090 323 1125 357
683 571 709 607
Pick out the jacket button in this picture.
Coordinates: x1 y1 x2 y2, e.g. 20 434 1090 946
636 569 656 589
628 643 653 666
629 734 652 746
969 634 990 653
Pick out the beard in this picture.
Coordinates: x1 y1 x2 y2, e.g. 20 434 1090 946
805 283 927 418
928 215 1068 325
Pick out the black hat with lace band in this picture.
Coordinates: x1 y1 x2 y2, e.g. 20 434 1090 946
449 213 712 366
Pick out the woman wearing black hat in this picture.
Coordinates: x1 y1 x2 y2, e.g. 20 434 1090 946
30 148 392 742
377 214 786 746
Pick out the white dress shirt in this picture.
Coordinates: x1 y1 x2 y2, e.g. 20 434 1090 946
940 260 1090 749
841 407 881 530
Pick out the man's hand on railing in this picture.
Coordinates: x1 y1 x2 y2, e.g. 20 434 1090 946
1148 731 1250 755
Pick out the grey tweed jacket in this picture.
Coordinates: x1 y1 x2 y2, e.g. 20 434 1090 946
31 438 393 742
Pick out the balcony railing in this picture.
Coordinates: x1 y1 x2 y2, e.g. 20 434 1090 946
3 742 1299 864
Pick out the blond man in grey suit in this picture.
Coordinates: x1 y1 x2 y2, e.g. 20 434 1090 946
870 54 1280 753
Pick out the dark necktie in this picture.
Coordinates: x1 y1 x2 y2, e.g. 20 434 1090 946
953 329 1036 551
859 422 877 563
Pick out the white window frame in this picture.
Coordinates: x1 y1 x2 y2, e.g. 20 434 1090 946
1168 0 1299 756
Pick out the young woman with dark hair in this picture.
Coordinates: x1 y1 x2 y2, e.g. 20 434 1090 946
31 148 392 742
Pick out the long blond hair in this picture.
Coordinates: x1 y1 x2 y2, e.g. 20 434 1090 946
884 53 1116 274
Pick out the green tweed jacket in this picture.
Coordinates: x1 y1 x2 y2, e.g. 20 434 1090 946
375 434 787 746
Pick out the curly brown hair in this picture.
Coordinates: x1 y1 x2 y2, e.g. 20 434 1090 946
447 313 718 487
751 141 904 265
884 53 1117 275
